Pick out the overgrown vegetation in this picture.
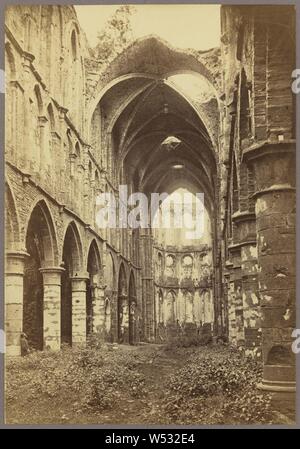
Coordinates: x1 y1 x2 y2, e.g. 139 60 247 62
165 333 212 349
94 5 136 62
161 346 274 424
6 344 152 422
5 344 285 425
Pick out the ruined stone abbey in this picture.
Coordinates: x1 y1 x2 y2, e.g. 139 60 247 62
5 4 296 401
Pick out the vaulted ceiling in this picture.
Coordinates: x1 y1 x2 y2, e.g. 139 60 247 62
92 37 220 216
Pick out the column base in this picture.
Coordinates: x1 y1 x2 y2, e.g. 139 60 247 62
258 379 296 420
258 380 296 393
258 364 296 393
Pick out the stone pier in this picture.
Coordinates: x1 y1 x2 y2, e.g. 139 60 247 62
71 275 88 346
244 142 296 397
5 250 28 356
40 267 64 351
232 211 261 358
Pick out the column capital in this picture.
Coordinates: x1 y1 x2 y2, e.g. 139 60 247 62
243 140 295 164
252 184 295 200
39 266 65 275
232 210 256 224
71 275 89 293
232 210 257 246
6 249 29 260
71 271 89 282
5 250 29 275
243 141 296 193
39 266 65 285
39 267 65 290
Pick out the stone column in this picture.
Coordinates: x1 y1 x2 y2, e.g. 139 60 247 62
92 285 106 334
111 289 118 342
40 267 64 351
222 266 230 339
117 294 128 343
244 142 296 394
71 275 88 346
225 260 236 344
140 229 155 341
37 116 48 167
232 211 261 358
228 245 244 347
5 251 29 356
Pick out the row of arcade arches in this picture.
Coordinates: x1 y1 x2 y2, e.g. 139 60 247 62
5 182 138 349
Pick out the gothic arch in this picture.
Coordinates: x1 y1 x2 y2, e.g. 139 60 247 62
118 262 127 296
34 84 44 116
24 199 58 266
158 288 164 324
23 199 58 350
62 221 83 275
165 290 176 324
87 239 101 275
86 239 102 337
89 35 219 116
128 270 137 344
104 251 116 292
60 221 83 346
117 262 127 342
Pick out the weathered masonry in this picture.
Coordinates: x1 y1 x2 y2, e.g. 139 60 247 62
5 5 296 404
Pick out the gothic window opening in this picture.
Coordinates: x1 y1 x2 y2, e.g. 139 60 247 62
71 29 78 62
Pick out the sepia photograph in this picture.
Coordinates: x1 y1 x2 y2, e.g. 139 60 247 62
3 2 297 427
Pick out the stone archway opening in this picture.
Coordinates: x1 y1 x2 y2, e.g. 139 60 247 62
128 271 137 345
24 228 43 350
104 252 115 341
117 263 127 343
61 222 82 346
23 201 57 350
86 240 101 338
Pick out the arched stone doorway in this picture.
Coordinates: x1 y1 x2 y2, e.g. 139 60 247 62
165 291 176 324
61 222 83 346
117 263 127 343
86 240 102 338
128 271 137 345
104 252 115 341
155 289 165 342
23 200 58 350
158 289 164 324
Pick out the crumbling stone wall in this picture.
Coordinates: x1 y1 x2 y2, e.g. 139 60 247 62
4 5 141 353
153 245 214 342
221 5 296 401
